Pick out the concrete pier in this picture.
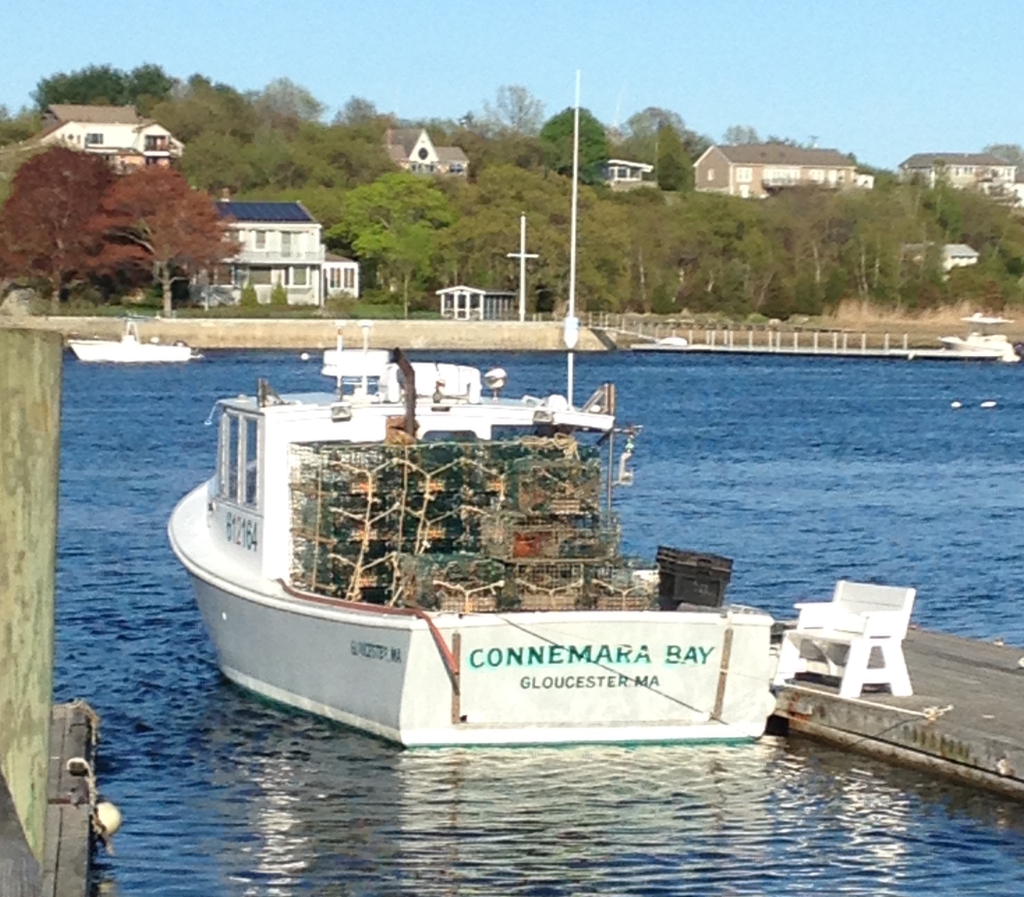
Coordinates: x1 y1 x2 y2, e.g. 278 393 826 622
774 628 1024 800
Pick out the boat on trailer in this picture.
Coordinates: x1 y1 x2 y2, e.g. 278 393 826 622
168 343 777 747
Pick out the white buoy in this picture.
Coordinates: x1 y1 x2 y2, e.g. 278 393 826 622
981 400 997 409
300 352 310 361
96 801 123 837
950 401 962 409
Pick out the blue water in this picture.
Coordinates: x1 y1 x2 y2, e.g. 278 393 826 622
56 350 1024 895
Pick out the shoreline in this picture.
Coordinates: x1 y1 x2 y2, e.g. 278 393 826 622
2 313 1021 352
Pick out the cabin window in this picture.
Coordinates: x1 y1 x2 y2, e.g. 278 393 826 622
219 412 260 508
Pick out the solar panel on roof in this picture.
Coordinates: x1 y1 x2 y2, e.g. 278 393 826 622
216 201 313 222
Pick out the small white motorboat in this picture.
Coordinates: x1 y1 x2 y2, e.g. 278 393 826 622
938 314 1020 363
632 336 690 352
68 320 198 363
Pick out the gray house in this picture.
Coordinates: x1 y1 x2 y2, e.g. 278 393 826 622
694 144 864 198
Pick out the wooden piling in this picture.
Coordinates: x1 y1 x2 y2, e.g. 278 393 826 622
0 330 63 869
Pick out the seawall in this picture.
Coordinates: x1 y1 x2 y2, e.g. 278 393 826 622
0 317 610 352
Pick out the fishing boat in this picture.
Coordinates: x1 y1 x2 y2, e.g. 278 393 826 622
168 343 776 746
938 314 1020 363
68 319 198 363
167 74 776 747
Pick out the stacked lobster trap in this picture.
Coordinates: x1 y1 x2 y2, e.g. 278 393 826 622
289 435 655 612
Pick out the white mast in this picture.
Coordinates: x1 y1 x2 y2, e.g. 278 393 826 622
564 70 581 407
507 213 538 323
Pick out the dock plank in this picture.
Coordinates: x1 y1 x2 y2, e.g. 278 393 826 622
40 703 96 897
774 628 1024 799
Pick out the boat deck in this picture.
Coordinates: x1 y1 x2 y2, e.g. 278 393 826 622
773 628 1024 799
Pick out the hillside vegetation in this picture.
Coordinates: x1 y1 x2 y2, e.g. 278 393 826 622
3 64 1024 318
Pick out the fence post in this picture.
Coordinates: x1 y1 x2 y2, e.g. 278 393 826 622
861 333 867 353
833 332 838 352
0 329 62 872
903 333 908 351
884 333 890 354
842 333 848 352
813 331 819 353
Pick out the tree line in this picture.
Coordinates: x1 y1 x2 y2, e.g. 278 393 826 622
3 63 1024 317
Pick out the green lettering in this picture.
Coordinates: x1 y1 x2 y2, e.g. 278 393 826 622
568 645 593 664
527 646 545 665
634 645 651 664
683 647 699 664
506 647 523 666
666 645 682 664
469 649 484 669
615 646 632 663
548 645 564 664
697 646 714 664
595 645 613 663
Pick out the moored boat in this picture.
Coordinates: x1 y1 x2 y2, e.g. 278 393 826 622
167 347 777 746
68 319 198 363
938 313 1020 363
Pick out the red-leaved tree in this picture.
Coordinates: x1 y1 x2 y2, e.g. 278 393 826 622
95 166 238 317
0 147 113 313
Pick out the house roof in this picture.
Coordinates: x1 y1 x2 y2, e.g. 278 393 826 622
324 252 355 263
714 144 854 167
46 104 144 124
944 243 979 258
901 152 1013 169
435 146 468 164
215 201 316 223
436 285 515 296
385 128 426 156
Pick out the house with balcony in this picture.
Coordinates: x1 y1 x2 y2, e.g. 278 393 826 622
694 143 865 198
211 200 330 306
603 159 655 191
898 153 1016 196
385 128 469 176
37 104 183 172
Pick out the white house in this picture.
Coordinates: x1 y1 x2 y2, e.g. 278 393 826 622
385 128 469 176
210 200 330 306
323 252 359 300
603 159 655 191
898 153 1016 193
437 285 516 320
37 104 183 172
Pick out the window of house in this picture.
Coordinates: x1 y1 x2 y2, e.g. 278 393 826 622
233 266 249 287
329 268 341 289
85 133 103 145
292 266 307 286
450 163 464 174
708 168 715 181
250 268 272 285
809 169 824 182
736 167 752 183
254 231 266 249
280 232 293 256
343 268 354 289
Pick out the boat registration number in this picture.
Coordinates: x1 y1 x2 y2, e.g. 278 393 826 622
225 512 259 552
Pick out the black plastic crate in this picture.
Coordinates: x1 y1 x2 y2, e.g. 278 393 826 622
656 547 733 610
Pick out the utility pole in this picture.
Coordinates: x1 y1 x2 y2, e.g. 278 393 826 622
506 213 538 323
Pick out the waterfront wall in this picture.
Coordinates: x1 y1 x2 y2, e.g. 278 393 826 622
0 330 62 864
1 317 610 352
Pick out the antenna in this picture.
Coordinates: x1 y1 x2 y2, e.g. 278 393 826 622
564 71 581 408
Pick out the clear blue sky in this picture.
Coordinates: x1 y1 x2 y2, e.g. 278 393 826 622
3 0 1021 170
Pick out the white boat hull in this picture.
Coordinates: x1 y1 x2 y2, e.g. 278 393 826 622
69 339 195 363
170 490 776 747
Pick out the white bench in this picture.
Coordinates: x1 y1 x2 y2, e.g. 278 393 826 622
773 580 917 699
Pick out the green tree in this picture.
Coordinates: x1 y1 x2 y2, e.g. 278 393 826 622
539 107 608 184
656 124 692 192
271 283 288 305
32 63 175 111
483 85 546 137
722 125 760 145
240 282 258 306
328 173 454 316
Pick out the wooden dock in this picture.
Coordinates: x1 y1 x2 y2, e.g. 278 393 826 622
773 628 1024 799
42 702 97 897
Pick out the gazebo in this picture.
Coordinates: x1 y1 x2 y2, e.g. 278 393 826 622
437 285 516 321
